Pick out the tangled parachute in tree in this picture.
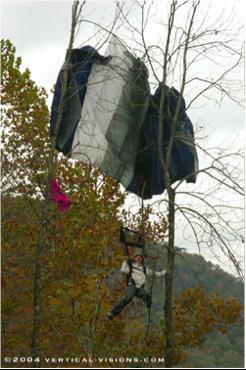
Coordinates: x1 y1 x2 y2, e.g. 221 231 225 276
50 35 198 199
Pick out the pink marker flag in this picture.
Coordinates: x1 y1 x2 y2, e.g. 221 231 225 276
50 179 72 212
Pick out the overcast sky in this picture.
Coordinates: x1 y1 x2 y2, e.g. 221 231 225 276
1 0 245 276
1 0 244 132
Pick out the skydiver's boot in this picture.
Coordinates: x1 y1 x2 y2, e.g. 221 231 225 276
107 312 114 320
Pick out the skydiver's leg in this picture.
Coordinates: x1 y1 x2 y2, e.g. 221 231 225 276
108 285 136 319
136 287 151 309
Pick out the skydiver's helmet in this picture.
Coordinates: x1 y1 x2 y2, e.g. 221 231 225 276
133 251 144 263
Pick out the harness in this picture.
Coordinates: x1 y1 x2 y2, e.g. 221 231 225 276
126 259 147 289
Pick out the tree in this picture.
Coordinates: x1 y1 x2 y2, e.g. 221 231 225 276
1 0 244 368
2 1 124 361
1 37 125 364
103 1 244 366
0 32 166 366
2 202 242 367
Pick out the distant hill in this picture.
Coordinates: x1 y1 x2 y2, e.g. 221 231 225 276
143 244 244 368
145 244 243 301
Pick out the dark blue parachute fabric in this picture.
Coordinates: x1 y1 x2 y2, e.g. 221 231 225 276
50 46 110 155
127 84 198 199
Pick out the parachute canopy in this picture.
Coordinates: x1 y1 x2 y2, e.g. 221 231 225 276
50 35 198 199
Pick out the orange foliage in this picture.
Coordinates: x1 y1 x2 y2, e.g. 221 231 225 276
1 39 242 368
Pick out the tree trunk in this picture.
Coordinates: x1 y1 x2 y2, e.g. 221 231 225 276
31 1 81 362
164 188 175 368
31 190 51 359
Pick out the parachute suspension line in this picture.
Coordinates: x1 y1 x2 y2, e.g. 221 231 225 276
146 274 154 344
140 182 146 257
140 182 152 340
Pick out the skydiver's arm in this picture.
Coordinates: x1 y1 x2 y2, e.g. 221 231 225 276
146 267 166 278
121 261 130 274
